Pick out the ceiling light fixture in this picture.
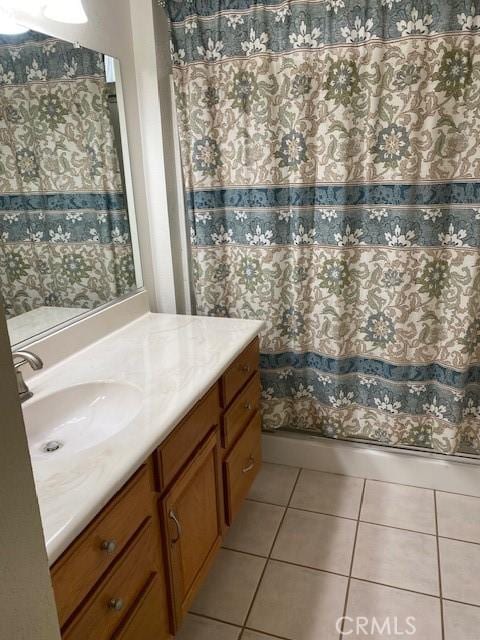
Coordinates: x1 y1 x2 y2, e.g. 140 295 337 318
0 0 88 27
42 0 88 24
0 0 42 15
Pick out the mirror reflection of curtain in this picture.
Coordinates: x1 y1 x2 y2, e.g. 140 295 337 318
0 31 135 319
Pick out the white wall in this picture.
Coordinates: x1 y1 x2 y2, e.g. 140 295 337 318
128 0 178 313
12 0 180 313
151 3 194 314
0 307 61 640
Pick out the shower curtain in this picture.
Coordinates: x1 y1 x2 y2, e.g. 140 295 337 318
168 0 480 455
0 31 135 319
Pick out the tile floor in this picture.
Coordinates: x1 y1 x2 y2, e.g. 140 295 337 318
176 463 480 640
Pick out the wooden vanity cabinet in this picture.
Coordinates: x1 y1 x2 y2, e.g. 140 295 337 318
51 337 262 638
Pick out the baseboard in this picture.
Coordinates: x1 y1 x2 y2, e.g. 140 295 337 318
261 431 480 497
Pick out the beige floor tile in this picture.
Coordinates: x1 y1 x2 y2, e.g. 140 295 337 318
443 599 480 640
249 463 299 506
437 492 480 544
439 538 480 606
176 614 241 640
247 559 348 640
342 579 442 639
224 500 285 557
290 469 364 518
242 632 278 640
352 523 439 595
190 549 266 625
361 481 435 534
272 508 356 575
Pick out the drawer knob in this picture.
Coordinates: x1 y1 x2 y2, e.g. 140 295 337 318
240 364 251 373
108 598 124 612
242 455 255 474
101 539 117 554
244 402 253 411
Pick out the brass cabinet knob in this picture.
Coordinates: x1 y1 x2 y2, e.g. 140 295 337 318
101 539 117 554
108 598 124 612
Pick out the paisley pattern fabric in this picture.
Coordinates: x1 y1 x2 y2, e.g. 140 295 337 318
0 32 135 319
167 0 480 455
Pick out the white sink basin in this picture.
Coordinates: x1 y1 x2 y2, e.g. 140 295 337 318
23 381 142 460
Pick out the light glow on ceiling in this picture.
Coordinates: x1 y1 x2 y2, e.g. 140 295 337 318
0 7 28 34
42 0 88 25
0 0 88 33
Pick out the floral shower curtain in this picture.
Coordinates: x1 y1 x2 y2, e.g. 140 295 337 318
0 31 135 319
168 0 480 455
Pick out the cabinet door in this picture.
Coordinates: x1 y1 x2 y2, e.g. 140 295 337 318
162 431 222 628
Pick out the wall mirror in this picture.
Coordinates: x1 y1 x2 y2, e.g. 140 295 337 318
0 28 142 347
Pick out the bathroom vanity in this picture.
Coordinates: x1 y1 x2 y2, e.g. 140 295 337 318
25 313 263 639
2 21 264 640
0 30 264 630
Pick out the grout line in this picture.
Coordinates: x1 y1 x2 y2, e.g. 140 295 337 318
367 477 480 501
442 596 480 608
243 624 294 640
188 610 242 627
434 491 446 640
239 467 302 638
351 576 440 600
221 545 350 578
438 534 480 547
244 497 480 547
359 519 436 538
288 504 358 522
246 496 297 509
263 461 480 500
221 546 269 560
338 479 366 640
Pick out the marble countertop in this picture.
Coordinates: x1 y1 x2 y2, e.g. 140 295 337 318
25 312 263 565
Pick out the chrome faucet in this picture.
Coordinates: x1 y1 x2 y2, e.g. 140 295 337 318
12 350 44 402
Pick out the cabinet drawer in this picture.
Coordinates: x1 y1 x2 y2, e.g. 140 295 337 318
222 372 261 450
157 384 220 490
221 338 259 408
224 412 262 524
52 465 152 627
113 573 170 640
63 518 155 640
